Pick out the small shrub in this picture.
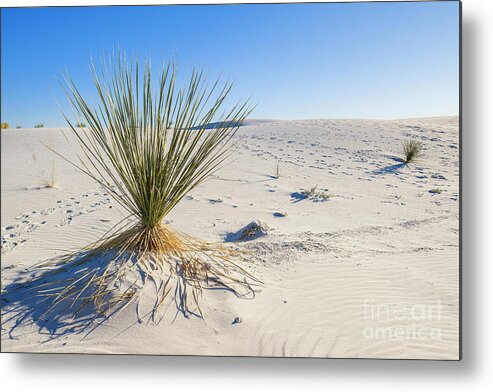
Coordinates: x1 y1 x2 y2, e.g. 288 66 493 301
76 122 86 128
16 125 22 129
301 186 332 201
402 139 423 163
1 122 9 129
303 186 318 197
34 123 44 128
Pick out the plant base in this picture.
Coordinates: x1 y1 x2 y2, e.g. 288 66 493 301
2 224 259 336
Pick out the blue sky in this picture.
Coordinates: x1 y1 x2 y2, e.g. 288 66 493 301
1 1 459 127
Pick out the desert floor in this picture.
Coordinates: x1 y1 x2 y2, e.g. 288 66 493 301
1 117 459 359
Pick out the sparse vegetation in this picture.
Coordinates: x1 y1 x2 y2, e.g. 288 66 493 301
16 125 22 129
32 151 57 188
429 188 442 194
1 122 9 129
28 53 256 321
301 186 332 201
34 123 44 128
272 161 282 179
226 220 269 242
76 122 86 128
402 139 423 163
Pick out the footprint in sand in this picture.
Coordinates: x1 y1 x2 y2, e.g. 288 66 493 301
15 212 34 221
57 216 73 227
40 207 55 215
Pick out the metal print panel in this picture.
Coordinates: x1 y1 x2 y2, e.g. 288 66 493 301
0 1 461 359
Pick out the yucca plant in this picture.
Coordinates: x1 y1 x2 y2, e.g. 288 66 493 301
402 139 423 163
31 53 258 321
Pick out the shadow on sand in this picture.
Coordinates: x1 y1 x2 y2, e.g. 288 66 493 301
1 251 123 341
290 192 330 203
1 246 257 341
290 192 308 203
372 155 407 175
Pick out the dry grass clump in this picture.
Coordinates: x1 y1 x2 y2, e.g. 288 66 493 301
27 224 255 321
1 122 9 129
302 186 332 201
272 161 282 179
32 151 57 188
402 139 423 163
29 53 257 321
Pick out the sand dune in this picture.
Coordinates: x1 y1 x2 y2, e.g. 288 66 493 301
1 117 459 359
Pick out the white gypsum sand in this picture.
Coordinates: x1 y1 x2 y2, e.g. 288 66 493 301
0 117 459 359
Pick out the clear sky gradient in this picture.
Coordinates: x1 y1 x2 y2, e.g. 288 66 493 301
1 1 459 127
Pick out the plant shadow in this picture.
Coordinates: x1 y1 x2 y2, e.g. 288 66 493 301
290 192 330 203
1 247 257 340
372 156 406 175
290 192 308 203
1 251 116 341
